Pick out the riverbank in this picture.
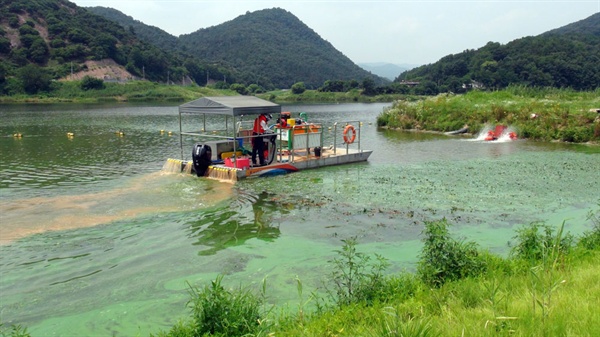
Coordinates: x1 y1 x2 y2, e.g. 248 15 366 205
2 83 599 143
377 86 600 143
0 81 404 104
0 81 235 104
256 89 410 103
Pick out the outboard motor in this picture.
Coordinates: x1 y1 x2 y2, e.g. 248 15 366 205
192 144 212 177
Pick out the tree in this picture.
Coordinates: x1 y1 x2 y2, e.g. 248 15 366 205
361 77 376 95
0 62 7 93
28 38 49 64
17 64 51 94
291 81 306 94
229 83 248 95
247 83 264 94
319 80 344 92
0 37 10 54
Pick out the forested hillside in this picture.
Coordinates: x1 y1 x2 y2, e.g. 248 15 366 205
0 0 220 94
87 6 179 51
396 13 600 94
92 7 382 89
177 8 380 89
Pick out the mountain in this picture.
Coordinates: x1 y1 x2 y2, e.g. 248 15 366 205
358 62 417 81
396 13 600 93
87 6 178 51
89 7 384 89
177 8 381 89
543 12 600 36
0 0 196 91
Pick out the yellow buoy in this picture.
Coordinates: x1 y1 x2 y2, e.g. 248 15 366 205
160 130 165 134
13 133 23 138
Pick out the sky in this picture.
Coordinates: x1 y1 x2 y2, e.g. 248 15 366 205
70 0 599 66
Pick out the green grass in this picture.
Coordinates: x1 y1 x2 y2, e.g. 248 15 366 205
377 86 600 143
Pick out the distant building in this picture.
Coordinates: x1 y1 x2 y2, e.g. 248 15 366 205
462 80 485 90
399 81 420 86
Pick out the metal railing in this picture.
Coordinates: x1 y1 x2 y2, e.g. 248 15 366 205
332 120 362 155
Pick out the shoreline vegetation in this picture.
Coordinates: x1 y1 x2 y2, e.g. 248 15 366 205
5 207 599 337
1 82 598 144
377 86 600 144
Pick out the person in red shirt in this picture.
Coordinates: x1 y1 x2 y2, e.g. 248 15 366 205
252 113 272 166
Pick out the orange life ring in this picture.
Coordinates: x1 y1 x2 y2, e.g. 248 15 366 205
343 124 356 144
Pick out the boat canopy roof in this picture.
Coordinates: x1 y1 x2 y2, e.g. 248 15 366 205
179 96 281 117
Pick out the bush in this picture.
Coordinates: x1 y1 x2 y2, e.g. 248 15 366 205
509 222 574 263
291 81 306 94
229 83 247 95
186 275 262 336
80 76 105 90
579 204 600 250
326 237 390 307
417 219 486 287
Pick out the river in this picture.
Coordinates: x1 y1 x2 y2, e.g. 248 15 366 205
0 102 598 336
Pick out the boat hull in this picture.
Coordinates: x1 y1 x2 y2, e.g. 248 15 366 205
207 148 372 180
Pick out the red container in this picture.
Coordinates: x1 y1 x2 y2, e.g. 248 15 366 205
224 157 249 169
236 158 250 169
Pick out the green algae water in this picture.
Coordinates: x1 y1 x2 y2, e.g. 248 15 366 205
1 103 599 336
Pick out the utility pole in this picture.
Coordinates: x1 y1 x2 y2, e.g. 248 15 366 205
206 70 209 86
167 70 170 85
143 66 145 80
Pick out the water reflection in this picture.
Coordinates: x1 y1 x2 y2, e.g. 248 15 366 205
188 191 289 255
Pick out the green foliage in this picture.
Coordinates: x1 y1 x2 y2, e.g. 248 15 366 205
150 320 195 337
176 8 382 88
578 203 600 250
361 77 377 95
80 76 105 90
509 222 574 263
291 81 306 94
397 13 600 93
0 323 31 337
0 0 194 83
27 38 49 64
377 311 440 337
185 275 262 336
377 87 600 143
246 83 263 94
229 83 248 95
326 237 391 307
17 63 51 94
417 219 486 287
0 37 9 54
